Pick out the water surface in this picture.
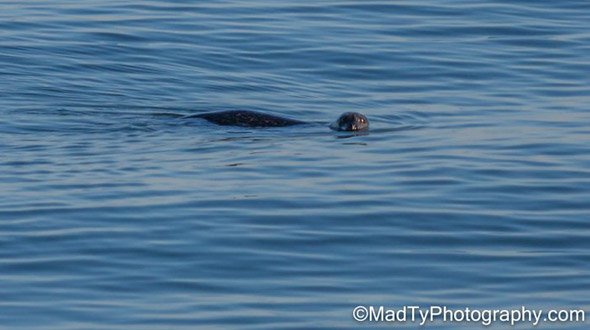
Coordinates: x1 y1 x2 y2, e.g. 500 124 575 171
1 1 590 329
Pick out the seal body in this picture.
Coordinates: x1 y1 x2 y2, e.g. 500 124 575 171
187 110 369 131
188 110 304 128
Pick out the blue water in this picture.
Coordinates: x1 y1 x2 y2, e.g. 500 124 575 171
1 1 589 329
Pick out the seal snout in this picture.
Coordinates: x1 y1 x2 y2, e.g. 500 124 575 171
330 112 369 131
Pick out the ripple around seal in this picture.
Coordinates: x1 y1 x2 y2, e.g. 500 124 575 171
2 0 590 329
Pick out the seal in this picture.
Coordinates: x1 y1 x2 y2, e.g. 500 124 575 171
186 110 369 131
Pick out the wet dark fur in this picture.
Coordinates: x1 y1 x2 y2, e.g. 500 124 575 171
188 110 304 128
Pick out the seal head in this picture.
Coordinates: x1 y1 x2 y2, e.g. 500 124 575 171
329 112 369 131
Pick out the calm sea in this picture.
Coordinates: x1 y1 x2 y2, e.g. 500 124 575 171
1 1 589 329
